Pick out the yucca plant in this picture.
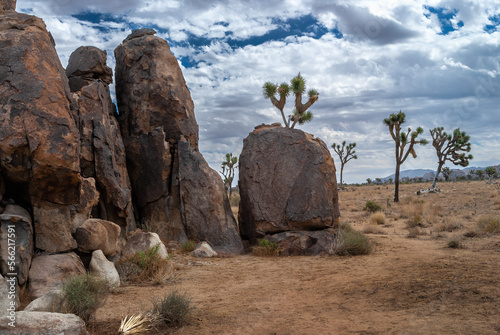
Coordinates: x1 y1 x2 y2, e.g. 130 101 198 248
118 314 153 334
263 73 318 128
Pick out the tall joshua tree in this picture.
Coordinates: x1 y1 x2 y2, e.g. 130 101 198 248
332 141 357 188
221 153 238 198
429 127 473 188
263 73 319 128
384 111 428 202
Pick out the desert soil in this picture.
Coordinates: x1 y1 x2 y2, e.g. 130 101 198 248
93 180 500 335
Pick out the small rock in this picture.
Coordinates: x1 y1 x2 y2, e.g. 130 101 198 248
89 250 120 288
23 289 62 312
191 242 217 258
0 311 89 335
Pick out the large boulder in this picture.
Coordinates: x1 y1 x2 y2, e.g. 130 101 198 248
0 204 33 285
74 219 121 256
68 46 136 233
89 250 120 288
238 125 340 244
0 0 15 12
0 11 82 253
28 253 85 300
0 311 89 335
114 29 242 253
120 230 168 261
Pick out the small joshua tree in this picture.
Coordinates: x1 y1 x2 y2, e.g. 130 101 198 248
221 153 237 197
384 111 428 202
485 166 498 179
429 127 473 188
475 169 484 180
263 73 318 128
332 141 357 188
441 167 452 181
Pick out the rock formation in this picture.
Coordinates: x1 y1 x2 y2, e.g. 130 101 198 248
0 311 89 335
238 125 340 254
115 29 243 254
67 46 136 233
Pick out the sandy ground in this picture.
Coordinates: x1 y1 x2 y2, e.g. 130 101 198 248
92 181 500 335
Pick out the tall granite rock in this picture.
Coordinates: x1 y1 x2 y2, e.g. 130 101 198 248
238 124 341 255
67 46 136 233
0 10 82 252
115 29 243 253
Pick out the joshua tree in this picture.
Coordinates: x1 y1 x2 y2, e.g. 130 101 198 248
366 178 372 184
263 73 319 128
485 166 498 179
331 141 357 188
384 111 428 202
475 169 484 180
441 167 452 181
429 127 473 188
220 153 238 197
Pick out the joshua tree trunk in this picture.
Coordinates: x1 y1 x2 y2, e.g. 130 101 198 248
394 163 400 202
431 162 444 188
339 164 344 188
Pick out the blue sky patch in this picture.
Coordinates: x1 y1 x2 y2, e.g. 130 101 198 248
423 5 464 35
484 14 500 33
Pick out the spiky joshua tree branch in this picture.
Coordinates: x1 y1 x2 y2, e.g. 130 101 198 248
263 73 318 128
384 111 428 202
429 127 473 188
332 141 357 188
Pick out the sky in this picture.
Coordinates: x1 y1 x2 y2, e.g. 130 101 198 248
16 0 500 184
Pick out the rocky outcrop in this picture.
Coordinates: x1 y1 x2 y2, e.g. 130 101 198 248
28 253 85 300
120 230 168 260
74 219 121 256
0 0 15 13
0 311 89 335
238 125 340 252
68 46 136 233
115 29 243 254
0 204 33 285
0 11 82 253
265 229 337 256
89 250 120 288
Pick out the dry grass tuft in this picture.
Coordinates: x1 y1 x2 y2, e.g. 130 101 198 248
433 217 463 232
251 239 281 256
407 227 425 238
476 215 500 234
363 224 386 234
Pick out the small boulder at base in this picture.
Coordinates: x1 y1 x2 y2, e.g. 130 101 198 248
74 219 121 256
23 288 62 312
120 230 168 261
0 311 89 335
191 242 218 258
265 229 338 256
28 253 85 300
89 250 120 288
238 125 340 244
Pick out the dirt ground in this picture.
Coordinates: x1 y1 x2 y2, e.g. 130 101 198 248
93 180 500 335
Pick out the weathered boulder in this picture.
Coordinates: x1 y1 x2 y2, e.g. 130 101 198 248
0 0 15 12
120 230 168 261
66 46 112 92
70 177 100 232
0 204 33 285
23 288 62 312
115 29 243 253
68 46 136 233
265 229 337 256
89 250 120 288
0 11 83 253
239 125 340 244
28 253 85 300
191 242 217 258
0 311 89 335
114 28 199 148
74 219 121 256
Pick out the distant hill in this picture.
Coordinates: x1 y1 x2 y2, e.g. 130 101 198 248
380 164 499 182
381 169 434 182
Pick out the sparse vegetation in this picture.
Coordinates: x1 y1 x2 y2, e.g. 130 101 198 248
406 214 423 228
252 239 280 256
118 313 153 334
151 290 194 326
181 240 197 253
221 152 238 197
60 273 110 324
476 215 500 234
369 212 386 225
363 200 382 212
447 236 464 248
334 222 373 255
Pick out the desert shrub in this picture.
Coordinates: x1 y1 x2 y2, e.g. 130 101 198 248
476 215 500 234
117 244 174 284
131 244 161 269
362 225 386 234
151 290 194 326
433 218 463 232
369 212 386 225
251 239 280 256
363 200 382 212
406 214 423 228
181 240 197 253
407 227 425 238
335 222 372 255
447 236 464 248
60 273 109 324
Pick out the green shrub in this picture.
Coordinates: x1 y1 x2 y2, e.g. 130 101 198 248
131 244 161 269
476 215 500 234
60 273 109 324
251 239 280 256
447 236 464 249
117 244 173 284
181 240 197 253
335 222 373 255
151 290 194 326
363 200 382 212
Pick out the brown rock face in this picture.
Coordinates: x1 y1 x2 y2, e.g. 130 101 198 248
68 46 136 233
238 125 340 245
0 12 82 252
265 229 337 256
115 29 242 253
0 0 16 12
